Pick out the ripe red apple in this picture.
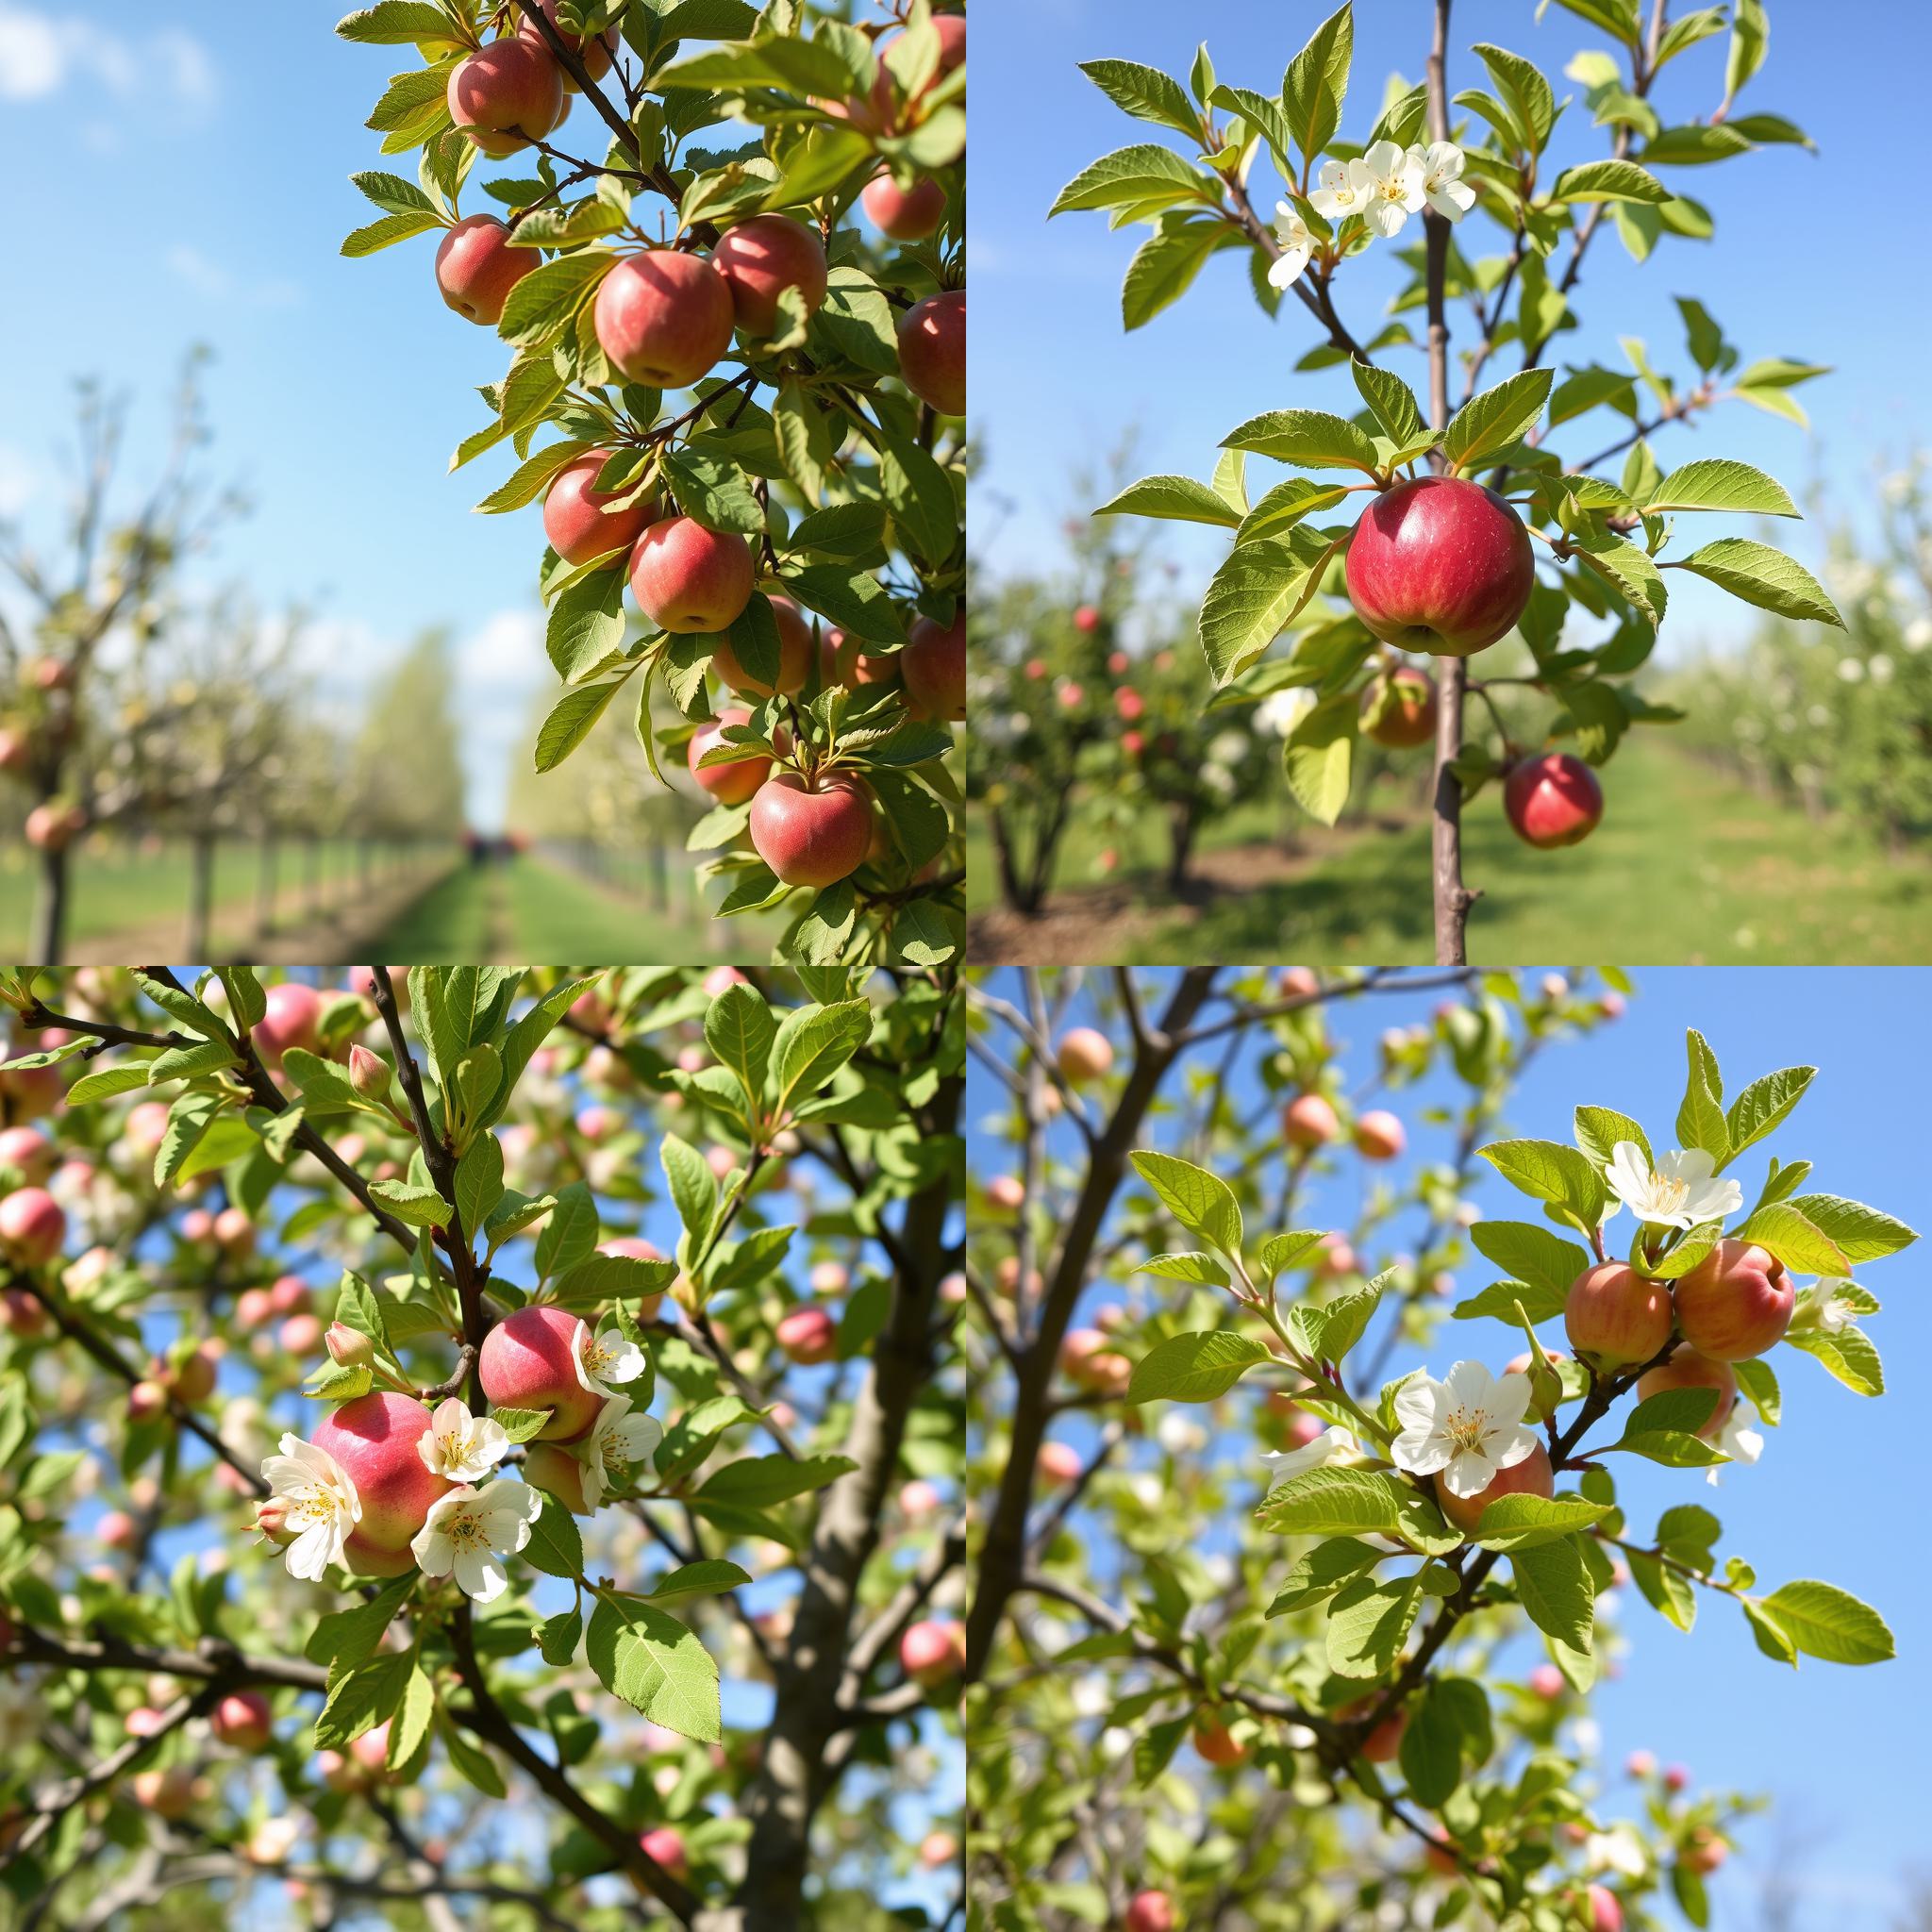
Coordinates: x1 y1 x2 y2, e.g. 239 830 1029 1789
902 612 966 721
0 1126 55 1185
629 517 755 634
1586 1885 1624 1932
254 981 325 1068
1636 1347 1737 1439
1358 666 1438 748
212 1690 273 1753
712 598 813 696
1564 1262 1672 1371
517 0 615 88
686 708 771 805
749 773 874 887
446 38 566 157
1124 1891 1174 1932
1672 1239 1793 1361
861 170 947 240
310 1392 454 1573
1282 1092 1340 1150
1191 1716 1248 1766
1344 475 1534 657
1434 1439 1553 1535
776 1304 837 1364
593 251 735 387
478 1305 604 1441
0 1187 65 1268
900 1618 965 1689
897 290 965 415
710 215 828 336
1056 1027 1112 1084
1504 753 1604 849
433 213 537 325
1035 1439 1082 1487
1352 1109 1405 1160
639 1825 689 1881
543 449 657 565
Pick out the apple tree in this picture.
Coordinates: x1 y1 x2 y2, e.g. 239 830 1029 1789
1055 0 1840 963
0 962 963 1929
962 967 1911 1928
335 0 967 969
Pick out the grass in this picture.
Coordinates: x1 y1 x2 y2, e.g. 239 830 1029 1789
969 740 1932 964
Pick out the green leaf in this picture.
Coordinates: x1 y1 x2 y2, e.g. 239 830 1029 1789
1257 1467 1460 1556
1125 1331 1271 1404
1550 158 1671 203
642 1558 754 1602
1325 1572 1424 1679
1574 1105 1650 1173
1281 689 1356 827
441 1719 508 1796
696 1453 856 1507
1756 1580 1893 1665
497 253 610 350
1675 1029 1728 1162
1468 1222 1591 1302
1783 1324 1884 1397
1122 219 1234 330
367 1180 455 1228
770 999 872 1107
1443 369 1554 472
1644 459 1796 518
1351 359 1426 444
545 563 628 681
1093 474 1243 528
1785 1194 1918 1262
1199 532 1338 687
534 679 625 774
524 1490 585 1580
304 1572 419 1666
585 1594 722 1741
705 982 775 1106
341 208 444 256
1280 4 1353 167
1508 1536 1595 1651
313 1649 412 1750
1077 58 1202 138
1474 1493 1612 1552
1128 1150 1242 1256
1674 539 1845 627
1049 143 1208 217
1726 1202 1848 1277
1723 1065 1815 1164
1135 1251 1232 1287
1221 408 1381 475
337 4 465 45
1476 1139 1607 1231
388 1661 435 1774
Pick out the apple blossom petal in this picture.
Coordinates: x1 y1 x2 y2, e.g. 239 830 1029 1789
1488 1422 1538 1471
1441 1444 1500 1498
1391 1424 1450 1475
1392 1375 1441 1430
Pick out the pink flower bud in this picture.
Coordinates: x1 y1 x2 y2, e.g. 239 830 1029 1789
256 1497 296 1546
347 1043 391 1102
325 1322 375 1369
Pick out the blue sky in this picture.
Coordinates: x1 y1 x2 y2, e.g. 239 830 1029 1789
967 968 1930 1928
968 0 1932 658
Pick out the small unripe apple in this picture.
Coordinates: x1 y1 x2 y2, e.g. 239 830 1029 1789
1564 1262 1672 1371
1352 1109 1405 1160
1059 1328 1131 1397
212 1206 255 1258
712 597 814 697
269 1274 312 1315
0 1186 65 1268
279 1312 323 1356
1585 1884 1624 1932
639 1825 689 1881
310 1392 453 1565
1345 475 1534 657
1434 1440 1553 1535
212 1690 273 1752
1672 1239 1793 1361
518 0 616 87
1504 754 1604 850
131 1767 196 1820
446 38 566 156
255 982 324 1069
711 214 828 335
902 613 966 721
479 1306 606 1441
897 290 965 415
1527 1663 1564 1701
543 449 657 566
0 725 26 774
918 1829 959 1869
1035 1440 1082 1488
1073 605 1101 634
1637 1346 1737 1438
594 251 735 387
1358 666 1438 748
1282 1093 1340 1150
776 1304 838 1364
169 1347 217 1404
1056 1027 1112 1084
597 1235 667 1324
687 708 772 805
900 1617 965 1689
630 517 755 634
985 1174 1024 1214
749 773 874 888
1124 1891 1175 1932
1191 1716 1247 1766
900 1478 941 1517
434 213 538 325
861 170 946 240
350 1718 397 1778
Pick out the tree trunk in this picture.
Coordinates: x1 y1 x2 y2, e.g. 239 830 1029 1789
1166 803 1198 894
28 847 69 965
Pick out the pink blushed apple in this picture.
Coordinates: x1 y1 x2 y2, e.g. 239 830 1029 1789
687 708 772 806
900 1617 965 1689
594 250 735 388
861 170 947 240
434 214 538 325
446 38 566 157
310 1391 453 1570
478 1304 605 1441
1672 1239 1793 1361
749 773 874 888
902 612 966 722
630 517 755 634
1636 1347 1737 1439
1504 753 1604 850
1434 1440 1553 1535
543 449 657 566
1564 1263 1672 1371
712 598 813 697
711 214 828 336
897 290 964 415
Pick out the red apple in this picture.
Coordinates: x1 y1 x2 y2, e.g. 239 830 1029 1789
543 449 657 565
712 598 812 696
1636 1347 1737 1439
1124 1892 1174 1932
1344 475 1534 657
254 981 324 1069
1191 1716 1248 1767
639 1825 689 1881
775 1304 837 1364
1564 1262 1672 1371
1358 666 1438 748
310 1392 453 1573
897 290 964 415
710 214 827 336
900 1618 965 1689
749 773 874 887
1282 1093 1340 1150
433 213 537 325
1672 1239 1793 1361
1056 1027 1112 1084
446 38 566 157
902 612 965 721
0 1126 55 1185
212 1690 273 1753
1504 753 1604 849
861 171 947 240
477 1305 605 1441
593 251 735 387
686 708 771 805
629 517 755 634
24 803 84 852
0 1187 65 1268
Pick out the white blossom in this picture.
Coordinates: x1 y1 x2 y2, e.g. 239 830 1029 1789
1586 1824 1648 1878
1268 201 1315 290
574 1317 646 1397
1391 1361 1538 1498
1257 689 1316 738
1308 157 1372 225
1603 1143 1741 1231
578 1395 664 1511
410 1482 544 1603
259 1435 361 1582
1409 141 1475 221
1358 139 1425 238
418 1398 509 1482
1260 1424 1356 1491
1812 1278 1857 1334
1707 1408 1764 1487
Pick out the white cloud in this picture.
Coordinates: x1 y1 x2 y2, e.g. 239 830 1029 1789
0 8 213 116
165 244 302 311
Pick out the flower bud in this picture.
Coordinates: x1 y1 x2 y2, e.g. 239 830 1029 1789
255 1496 296 1546
348 1043 391 1103
325 1322 375 1370
127 1378 168 1424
